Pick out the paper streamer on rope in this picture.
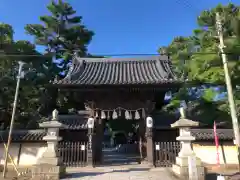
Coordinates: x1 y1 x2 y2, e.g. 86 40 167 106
125 110 130 120
101 111 106 119
112 110 118 119
94 107 145 120
134 110 140 120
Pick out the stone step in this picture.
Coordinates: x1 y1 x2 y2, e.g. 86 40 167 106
103 153 139 158
102 147 140 165
103 158 140 165
103 153 140 165
103 152 138 156
103 156 139 159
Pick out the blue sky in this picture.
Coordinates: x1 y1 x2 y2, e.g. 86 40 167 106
0 0 239 55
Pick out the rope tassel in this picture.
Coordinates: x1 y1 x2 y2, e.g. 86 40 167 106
134 110 140 120
101 111 106 119
125 110 130 120
112 110 118 119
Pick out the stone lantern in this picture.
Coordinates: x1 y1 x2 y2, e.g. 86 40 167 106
32 109 66 179
171 107 205 180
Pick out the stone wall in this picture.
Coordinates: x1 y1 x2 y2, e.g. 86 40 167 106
0 141 238 167
0 142 46 166
193 142 238 165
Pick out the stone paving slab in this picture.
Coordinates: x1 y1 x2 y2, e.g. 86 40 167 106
0 165 178 180
62 165 178 180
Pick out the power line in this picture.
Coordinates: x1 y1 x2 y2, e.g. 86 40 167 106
0 52 240 57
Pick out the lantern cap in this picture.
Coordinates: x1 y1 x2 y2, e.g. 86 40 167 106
171 118 199 128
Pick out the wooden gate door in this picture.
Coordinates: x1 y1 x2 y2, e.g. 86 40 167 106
154 141 180 167
58 141 88 167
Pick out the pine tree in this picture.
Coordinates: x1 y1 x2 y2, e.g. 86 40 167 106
25 0 94 69
159 3 240 124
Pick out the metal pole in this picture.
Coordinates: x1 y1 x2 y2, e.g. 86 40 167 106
216 12 240 169
2 61 24 178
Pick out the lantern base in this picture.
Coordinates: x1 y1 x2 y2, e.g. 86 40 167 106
32 164 66 180
172 156 205 180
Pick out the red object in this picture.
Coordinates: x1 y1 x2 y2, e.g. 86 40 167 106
213 121 220 166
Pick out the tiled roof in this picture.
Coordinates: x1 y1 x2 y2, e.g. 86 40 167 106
53 56 180 86
58 113 88 130
152 112 234 141
191 129 234 141
0 130 46 142
42 111 89 130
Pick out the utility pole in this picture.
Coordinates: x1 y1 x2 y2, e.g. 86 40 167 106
2 61 24 178
216 12 240 168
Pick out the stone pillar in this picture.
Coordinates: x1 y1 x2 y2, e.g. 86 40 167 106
87 117 95 167
32 109 66 180
145 116 154 166
171 109 205 180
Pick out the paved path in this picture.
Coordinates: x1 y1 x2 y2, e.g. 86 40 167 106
62 165 178 180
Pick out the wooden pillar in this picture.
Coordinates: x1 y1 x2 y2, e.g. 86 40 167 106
94 117 104 165
145 116 154 166
146 126 154 165
139 117 147 161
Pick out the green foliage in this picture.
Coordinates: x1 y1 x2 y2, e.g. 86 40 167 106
159 3 240 124
25 0 94 69
202 88 217 102
0 1 95 129
0 23 53 129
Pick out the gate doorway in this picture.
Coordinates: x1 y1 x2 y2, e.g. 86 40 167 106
85 98 152 166
101 118 141 166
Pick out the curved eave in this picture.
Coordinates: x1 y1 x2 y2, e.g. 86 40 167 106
51 80 183 91
52 56 182 89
